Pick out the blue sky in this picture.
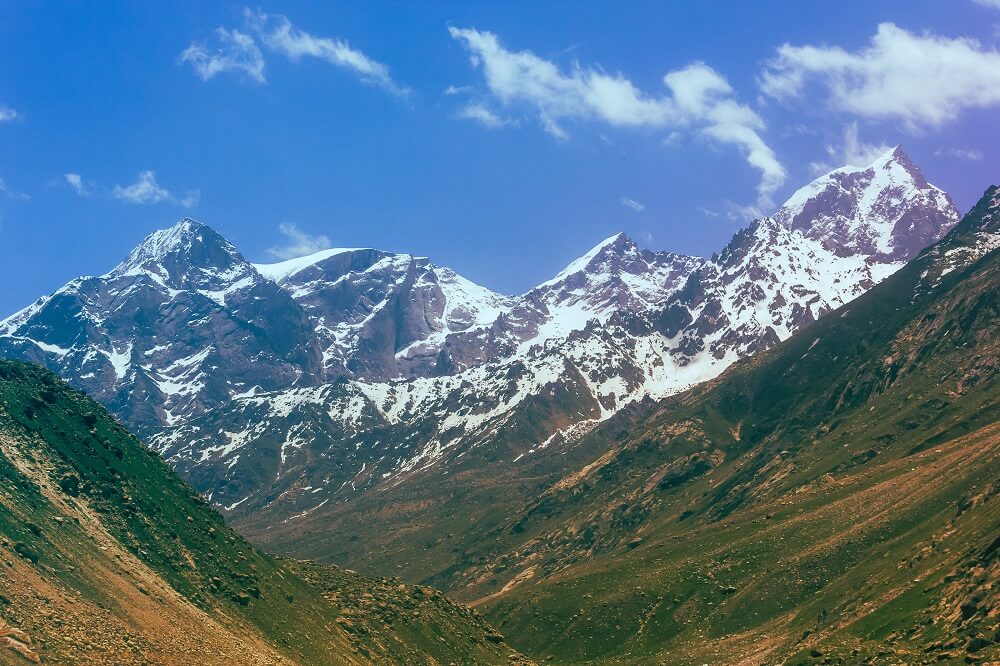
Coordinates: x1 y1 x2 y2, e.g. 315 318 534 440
1 1 999 315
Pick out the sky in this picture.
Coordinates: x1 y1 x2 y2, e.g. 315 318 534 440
1 1 999 316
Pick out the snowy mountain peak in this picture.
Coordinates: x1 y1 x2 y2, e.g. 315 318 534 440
512 232 704 349
536 233 635 289
873 144 926 179
109 218 252 289
253 247 363 283
773 145 959 262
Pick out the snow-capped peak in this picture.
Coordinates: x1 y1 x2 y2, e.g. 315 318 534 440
107 218 253 290
529 231 701 310
253 247 363 283
773 145 959 262
535 232 632 290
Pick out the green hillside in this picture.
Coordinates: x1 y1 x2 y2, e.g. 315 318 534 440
442 189 1000 663
0 360 530 665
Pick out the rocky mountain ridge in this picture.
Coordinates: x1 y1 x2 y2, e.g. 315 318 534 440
0 147 962 529
142 149 963 547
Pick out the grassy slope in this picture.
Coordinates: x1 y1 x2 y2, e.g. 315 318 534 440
449 192 1000 663
0 361 530 665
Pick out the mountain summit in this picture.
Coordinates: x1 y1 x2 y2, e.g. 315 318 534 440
0 218 322 432
109 218 252 289
774 145 959 261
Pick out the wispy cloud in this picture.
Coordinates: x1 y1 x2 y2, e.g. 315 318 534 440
245 9 408 95
973 0 1000 8
620 196 645 212
760 23 1000 131
267 223 332 259
448 27 785 209
935 147 984 160
0 105 18 123
0 178 29 201
64 173 91 196
809 123 892 174
112 171 198 207
455 103 510 128
181 27 265 83
662 131 683 146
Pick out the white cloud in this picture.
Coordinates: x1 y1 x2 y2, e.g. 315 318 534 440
448 27 784 208
246 9 407 95
809 123 892 174
0 178 29 201
448 26 670 135
455 103 509 128
112 171 198 207
113 171 169 204
935 147 984 160
662 131 682 146
836 123 893 166
760 23 1000 130
181 27 266 83
0 105 18 123
973 0 1000 7
267 223 332 259
64 173 90 196
444 85 473 96
725 200 768 221
175 191 201 208
620 196 645 212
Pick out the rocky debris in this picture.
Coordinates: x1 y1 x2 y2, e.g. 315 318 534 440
57 472 80 497
12 542 38 564
0 621 40 663
289 561 523 662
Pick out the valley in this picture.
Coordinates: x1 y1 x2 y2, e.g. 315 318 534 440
4 5 1000 663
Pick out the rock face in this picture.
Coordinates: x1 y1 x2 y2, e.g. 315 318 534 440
0 147 961 531
649 215 904 367
437 233 704 373
253 247 516 380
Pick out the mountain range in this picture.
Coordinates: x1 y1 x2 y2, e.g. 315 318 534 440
1 145 997 664
0 147 964 563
